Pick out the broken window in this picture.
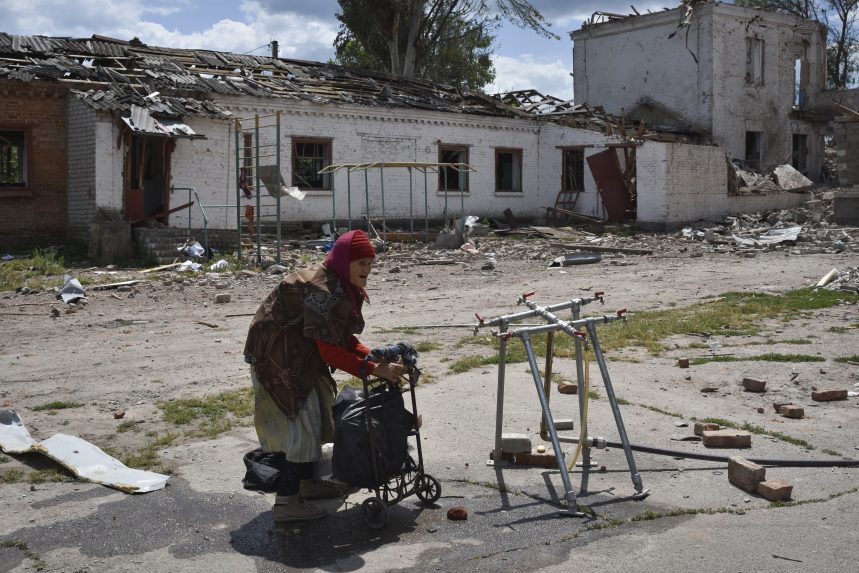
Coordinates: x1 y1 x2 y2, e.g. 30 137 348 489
745 131 763 171
439 145 469 192
495 148 522 192
562 149 585 192
746 37 765 85
292 139 331 190
792 134 808 173
0 130 27 187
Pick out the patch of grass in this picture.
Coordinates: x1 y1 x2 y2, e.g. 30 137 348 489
0 468 26 483
697 417 815 449
769 487 858 508
587 389 600 400
0 453 10 463
688 342 709 349
640 404 684 418
120 432 178 473
630 506 743 522
0 540 46 571
616 397 632 406
116 420 139 433
835 355 859 364
690 353 825 365
449 354 498 373
821 449 841 457
829 323 859 334
778 338 813 345
0 248 67 291
32 401 84 411
414 341 441 353
158 388 253 426
28 468 73 484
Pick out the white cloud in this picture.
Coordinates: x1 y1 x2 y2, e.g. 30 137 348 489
488 54 573 100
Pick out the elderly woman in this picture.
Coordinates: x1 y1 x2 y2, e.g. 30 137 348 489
244 230 404 522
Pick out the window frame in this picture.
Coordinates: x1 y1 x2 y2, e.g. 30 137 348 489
561 147 586 193
292 137 333 191
495 147 523 193
746 36 765 86
0 127 31 195
438 144 469 193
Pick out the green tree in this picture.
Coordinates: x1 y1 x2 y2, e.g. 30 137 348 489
334 0 555 90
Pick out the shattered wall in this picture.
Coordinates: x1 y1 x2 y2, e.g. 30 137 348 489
572 4 827 179
636 141 726 228
829 88 859 186
0 80 69 247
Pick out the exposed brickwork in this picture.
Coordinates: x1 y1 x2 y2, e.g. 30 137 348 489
0 80 69 249
67 98 97 242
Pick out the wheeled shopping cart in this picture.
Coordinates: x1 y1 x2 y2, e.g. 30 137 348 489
331 343 441 529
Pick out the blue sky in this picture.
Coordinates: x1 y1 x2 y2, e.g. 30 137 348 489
0 0 669 99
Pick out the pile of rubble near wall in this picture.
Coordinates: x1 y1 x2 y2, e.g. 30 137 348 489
680 188 857 259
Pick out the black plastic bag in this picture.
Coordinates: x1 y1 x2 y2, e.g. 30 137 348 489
332 384 413 488
241 448 285 492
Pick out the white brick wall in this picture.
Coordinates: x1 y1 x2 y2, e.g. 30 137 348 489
573 4 827 179
159 99 622 231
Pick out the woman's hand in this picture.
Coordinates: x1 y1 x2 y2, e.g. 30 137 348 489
373 362 405 383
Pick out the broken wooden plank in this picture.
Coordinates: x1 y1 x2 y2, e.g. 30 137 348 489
141 262 182 273
89 280 141 291
548 242 653 255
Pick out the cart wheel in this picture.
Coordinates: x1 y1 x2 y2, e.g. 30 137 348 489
415 473 441 504
362 497 388 530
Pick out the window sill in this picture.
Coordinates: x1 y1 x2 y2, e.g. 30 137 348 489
436 190 470 197
0 188 33 198
494 191 524 197
299 189 333 196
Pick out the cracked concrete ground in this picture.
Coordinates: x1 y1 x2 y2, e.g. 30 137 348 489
1 237 857 572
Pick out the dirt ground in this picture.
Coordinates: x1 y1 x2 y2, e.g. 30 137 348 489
1 229 858 572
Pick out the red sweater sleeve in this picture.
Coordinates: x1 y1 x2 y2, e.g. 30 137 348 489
347 336 372 358
317 339 376 378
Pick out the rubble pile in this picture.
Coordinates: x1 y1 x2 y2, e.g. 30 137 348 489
681 189 857 256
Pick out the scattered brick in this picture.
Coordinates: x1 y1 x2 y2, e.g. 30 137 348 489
773 401 793 413
702 429 752 448
214 293 231 304
742 377 767 392
757 479 793 501
512 452 558 467
447 506 468 520
500 433 532 454
779 405 805 419
811 389 848 402
557 383 578 395
694 422 721 436
728 456 766 492
113 410 125 419
677 358 690 368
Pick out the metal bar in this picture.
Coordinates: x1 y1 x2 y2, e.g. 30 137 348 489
275 111 282 265
347 168 352 230
539 331 555 439
364 170 370 234
408 166 414 238
505 314 623 338
521 332 580 516
234 120 242 259
572 305 592 491
586 321 645 495
423 169 429 241
380 164 387 241
477 296 602 330
489 320 509 467
254 115 261 265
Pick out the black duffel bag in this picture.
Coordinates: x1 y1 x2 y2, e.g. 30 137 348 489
332 384 413 488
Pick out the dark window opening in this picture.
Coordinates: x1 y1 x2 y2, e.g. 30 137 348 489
745 131 763 171
792 134 808 173
562 149 585 192
495 149 522 192
746 37 765 85
439 145 469 192
292 139 331 190
0 130 26 187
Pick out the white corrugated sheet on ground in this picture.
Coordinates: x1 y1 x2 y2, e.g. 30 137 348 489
0 409 168 493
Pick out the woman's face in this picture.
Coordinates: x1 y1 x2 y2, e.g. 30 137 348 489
349 257 374 289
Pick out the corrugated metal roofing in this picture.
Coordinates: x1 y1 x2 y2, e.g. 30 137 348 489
0 32 527 120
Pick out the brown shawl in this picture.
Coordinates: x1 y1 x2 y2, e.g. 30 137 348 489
244 265 365 416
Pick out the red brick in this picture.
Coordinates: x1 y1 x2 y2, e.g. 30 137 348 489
742 377 767 392
694 422 721 436
757 479 793 501
779 405 805 419
811 389 848 402
728 456 766 492
702 429 752 448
